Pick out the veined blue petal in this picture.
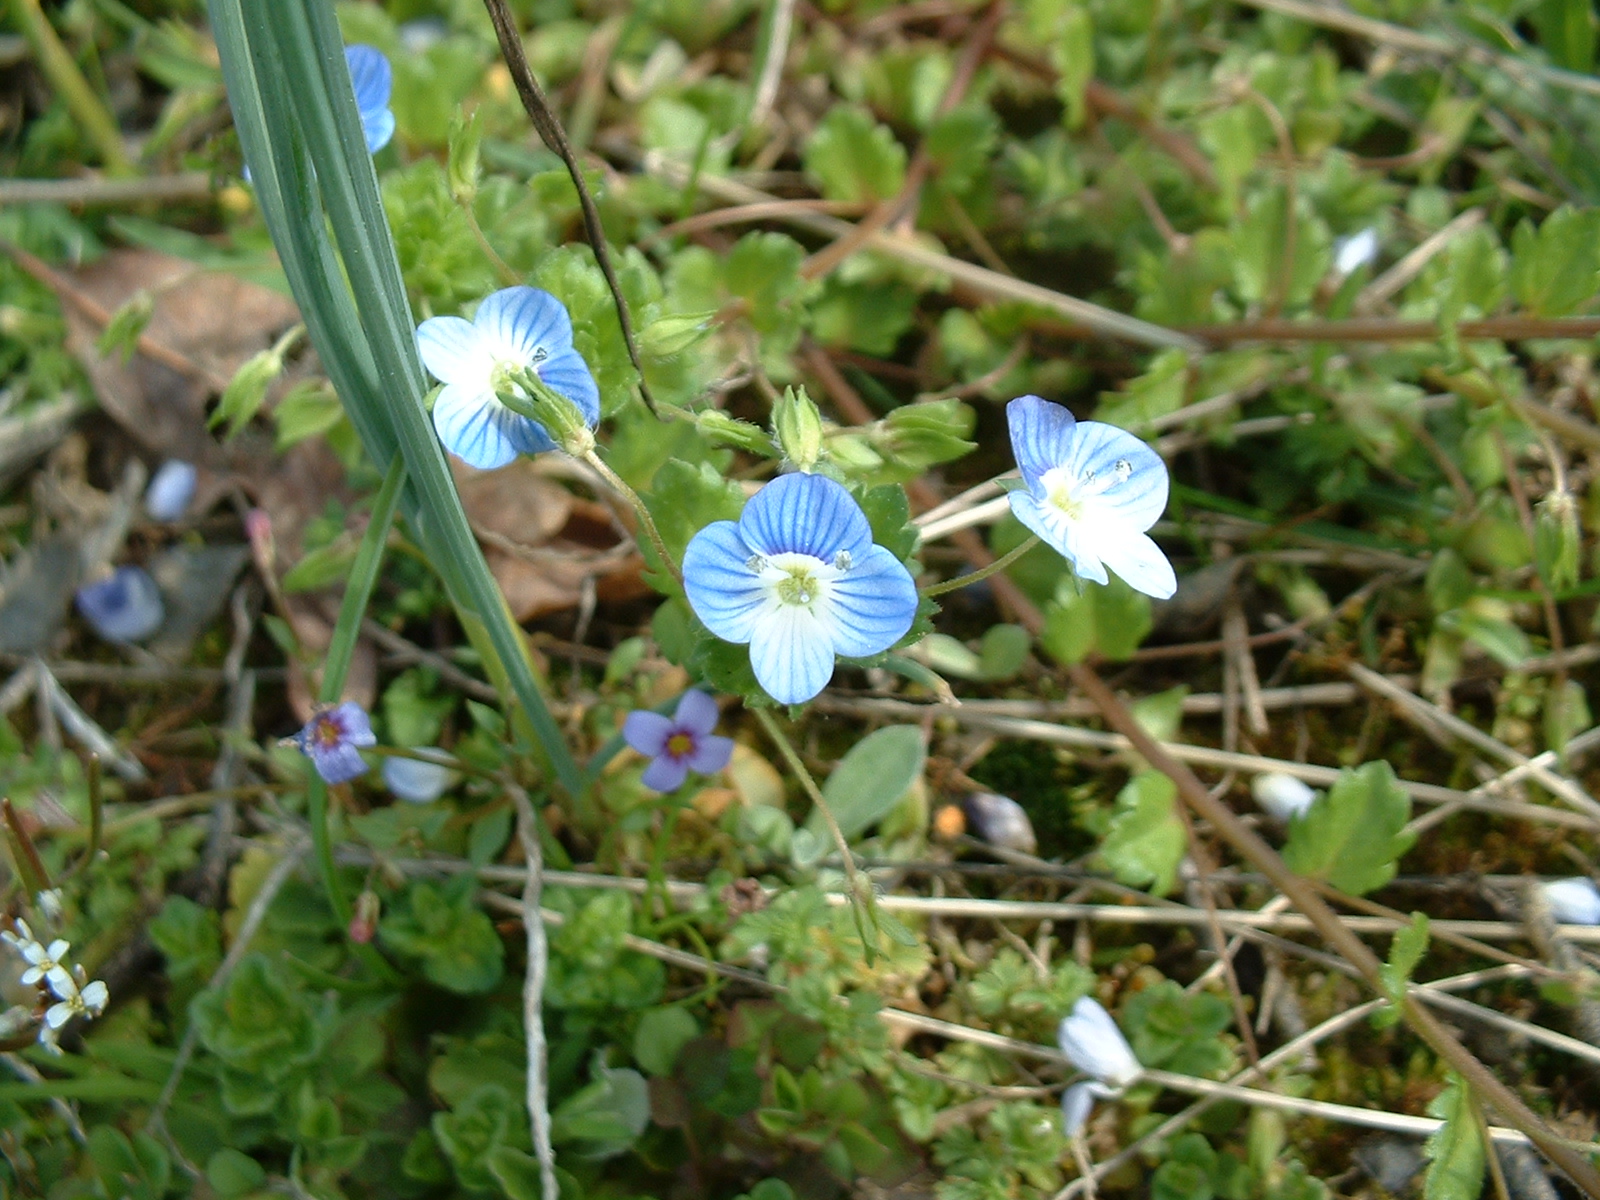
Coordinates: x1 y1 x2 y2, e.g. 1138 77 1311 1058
673 688 720 736
739 473 872 561
623 710 673 757
360 107 397 156
345 45 392 118
1086 528 1176 599
432 383 553 469
1007 395 1078 486
1064 422 1168 531
641 755 691 792
1007 492 1108 585
417 316 486 385
823 544 917 658
749 604 836 704
477 287 576 363
683 521 768 643
537 348 601 423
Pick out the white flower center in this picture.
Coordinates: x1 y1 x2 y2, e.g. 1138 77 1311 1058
755 550 844 614
1041 460 1133 521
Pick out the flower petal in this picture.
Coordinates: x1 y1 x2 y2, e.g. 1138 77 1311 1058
1082 527 1177 599
433 383 553 469
1064 421 1168 531
345 45 392 115
145 459 197 521
1058 997 1141 1087
331 702 377 747
537 348 601 423
383 752 456 804
75 566 165 643
1543 878 1600 925
477 287 575 363
823 545 917 658
739 473 872 561
640 755 692 792
683 520 767 644
749 604 837 705
1061 1082 1096 1137
313 742 370 785
623 710 673 757
672 689 720 737
417 316 487 385
1007 493 1108 585
361 107 397 155
686 733 734 775
1007 395 1078 486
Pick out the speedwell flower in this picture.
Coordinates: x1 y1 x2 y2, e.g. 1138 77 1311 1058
43 970 108 1030
291 701 376 785
344 44 396 155
1542 877 1600 925
416 287 600 470
624 689 735 792
1006 395 1176 600
383 748 458 804
1057 995 1141 1135
76 565 164 643
682 473 918 705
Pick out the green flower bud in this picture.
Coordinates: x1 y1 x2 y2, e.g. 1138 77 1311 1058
498 368 596 458
210 346 286 439
1536 489 1582 592
639 310 715 357
96 290 154 363
772 385 825 471
447 107 483 208
697 409 777 456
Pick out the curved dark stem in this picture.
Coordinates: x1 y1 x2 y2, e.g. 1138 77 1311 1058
479 0 659 416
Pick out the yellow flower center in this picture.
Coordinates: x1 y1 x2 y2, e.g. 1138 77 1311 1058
666 733 694 758
775 565 820 607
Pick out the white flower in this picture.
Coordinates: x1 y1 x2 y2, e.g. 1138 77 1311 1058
1006 396 1175 600
34 889 64 922
2 917 36 950
1251 772 1317 821
43 970 108 1032
144 460 198 521
1542 877 1600 925
1333 227 1379 276
1058 996 1141 1088
17 937 69 988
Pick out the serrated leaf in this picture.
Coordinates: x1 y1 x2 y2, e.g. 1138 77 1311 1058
1100 771 1186 896
643 459 747 593
1282 761 1415 895
1375 911 1430 1028
1423 1076 1485 1200
1510 206 1600 317
804 105 907 203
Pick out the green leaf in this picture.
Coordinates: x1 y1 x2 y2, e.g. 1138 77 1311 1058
380 880 506 994
1510 206 1600 317
1375 911 1430 1028
1423 1076 1485 1200
1100 771 1186 896
643 459 746 594
804 104 908 203
805 725 926 851
1282 761 1415 895
551 1061 651 1159
1122 980 1236 1077
206 1148 267 1197
634 1005 700 1076
977 624 1031 681
1041 574 1153 664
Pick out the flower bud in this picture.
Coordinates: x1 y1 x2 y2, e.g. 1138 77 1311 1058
447 107 483 208
145 460 198 521
697 409 777 456
962 793 1036 855
1541 877 1600 925
639 311 715 357
1057 996 1141 1088
1535 489 1581 592
211 347 285 438
1251 772 1316 821
504 370 597 458
350 890 381 944
772 386 825 472
245 508 275 573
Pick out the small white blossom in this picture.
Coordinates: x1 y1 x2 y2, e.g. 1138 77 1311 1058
1333 227 1380 276
17 937 69 988
43 970 108 1033
34 889 64 922
1252 772 1317 821
1542 877 1600 925
1058 996 1141 1088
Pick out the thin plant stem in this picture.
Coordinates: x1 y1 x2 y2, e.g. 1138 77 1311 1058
509 783 558 1200
753 708 880 955
921 535 1039 597
582 449 682 586
9 0 133 175
478 0 659 416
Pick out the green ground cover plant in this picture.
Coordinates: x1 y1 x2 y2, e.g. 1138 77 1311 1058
3 0 1600 1197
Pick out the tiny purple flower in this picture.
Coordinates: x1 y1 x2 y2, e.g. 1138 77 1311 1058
75 565 164 643
623 690 735 792
292 701 376 784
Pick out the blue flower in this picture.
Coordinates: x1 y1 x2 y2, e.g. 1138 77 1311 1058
344 45 395 155
683 473 918 705
75 566 164 643
292 701 376 784
1542 877 1600 925
1006 395 1176 599
416 287 600 470
624 690 735 791
383 748 457 804
145 459 197 521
